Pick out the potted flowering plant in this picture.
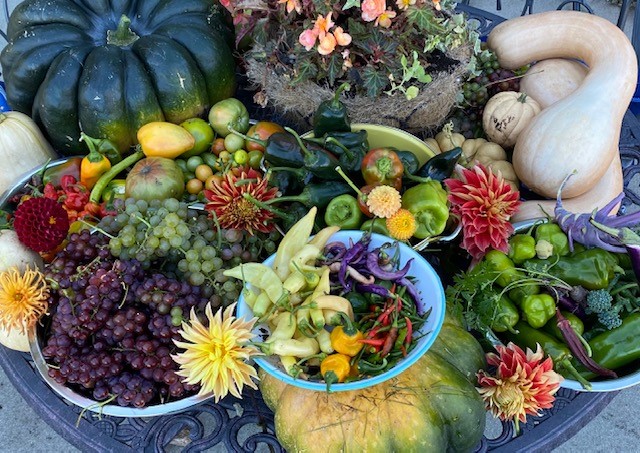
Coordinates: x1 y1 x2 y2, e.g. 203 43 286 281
227 0 484 135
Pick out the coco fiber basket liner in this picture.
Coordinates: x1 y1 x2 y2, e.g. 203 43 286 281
245 45 472 137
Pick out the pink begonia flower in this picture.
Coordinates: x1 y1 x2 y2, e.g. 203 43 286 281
299 29 319 51
318 32 337 55
375 8 397 28
395 0 415 10
278 0 302 14
361 0 386 22
333 27 352 46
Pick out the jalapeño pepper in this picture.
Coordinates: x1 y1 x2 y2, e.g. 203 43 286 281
535 223 570 256
313 82 351 137
508 233 537 264
285 127 342 180
266 182 352 209
401 180 449 239
324 194 363 229
521 293 556 328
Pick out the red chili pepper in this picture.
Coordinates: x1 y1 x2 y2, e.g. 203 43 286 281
404 317 413 347
381 326 399 358
359 338 386 347
43 183 59 200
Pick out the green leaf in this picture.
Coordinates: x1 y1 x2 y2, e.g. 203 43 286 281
405 6 445 34
292 59 318 85
342 0 361 10
347 17 367 38
405 86 419 100
325 54 343 86
361 66 387 97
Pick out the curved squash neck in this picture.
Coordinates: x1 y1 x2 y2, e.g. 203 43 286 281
107 15 139 47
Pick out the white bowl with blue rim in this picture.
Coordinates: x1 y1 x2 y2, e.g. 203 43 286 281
236 230 446 392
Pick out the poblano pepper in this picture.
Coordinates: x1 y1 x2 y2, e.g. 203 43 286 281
313 82 351 137
535 223 570 256
266 182 352 209
401 180 449 239
395 150 420 175
580 313 640 378
521 293 556 328
530 248 621 290
324 194 363 229
415 147 462 181
508 234 537 264
285 127 342 180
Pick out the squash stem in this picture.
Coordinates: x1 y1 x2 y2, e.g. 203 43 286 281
107 15 139 47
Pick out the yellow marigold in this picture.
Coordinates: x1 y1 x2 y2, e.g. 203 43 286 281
386 209 417 241
366 185 401 218
172 302 262 402
0 266 49 333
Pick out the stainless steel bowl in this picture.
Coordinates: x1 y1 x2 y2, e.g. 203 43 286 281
3 158 213 417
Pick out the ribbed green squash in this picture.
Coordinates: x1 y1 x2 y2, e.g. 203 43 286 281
260 315 487 453
1 0 236 155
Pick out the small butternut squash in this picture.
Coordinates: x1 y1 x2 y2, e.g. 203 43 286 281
519 59 588 109
0 111 56 197
487 11 637 199
512 152 623 222
482 91 541 148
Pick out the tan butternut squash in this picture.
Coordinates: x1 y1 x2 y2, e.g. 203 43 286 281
520 59 588 109
512 152 623 222
487 11 637 199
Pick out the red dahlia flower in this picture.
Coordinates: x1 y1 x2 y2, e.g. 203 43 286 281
477 342 563 432
13 197 70 252
444 164 520 260
204 167 279 234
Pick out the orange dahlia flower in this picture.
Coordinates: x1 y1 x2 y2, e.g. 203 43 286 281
444 164 520 260
477 342 563 432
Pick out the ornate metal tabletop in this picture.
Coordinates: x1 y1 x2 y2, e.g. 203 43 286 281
1 1 639 451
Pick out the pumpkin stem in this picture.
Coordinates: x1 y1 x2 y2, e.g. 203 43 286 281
107 15 139 47
517 92 528 103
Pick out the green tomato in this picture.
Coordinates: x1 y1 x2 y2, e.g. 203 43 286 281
186 155 204 172
224 133 245 153
248 150 263 169
208 98 250 137
180 118 215 158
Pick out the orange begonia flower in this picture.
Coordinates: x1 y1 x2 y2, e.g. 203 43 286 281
361 0 386 22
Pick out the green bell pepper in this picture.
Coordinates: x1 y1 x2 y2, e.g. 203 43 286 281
101 178 126 202
508 234 536 264
521 293 556 328
401 180 449 239
313 82 351 138
360 218 390 236
324 194 363 229
483 250 523 288
490 295 520 333
535 223 570 256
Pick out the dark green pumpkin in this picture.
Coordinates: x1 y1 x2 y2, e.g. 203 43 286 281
1 0 236 155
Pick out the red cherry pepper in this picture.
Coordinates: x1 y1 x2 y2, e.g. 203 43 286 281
361 148 404 190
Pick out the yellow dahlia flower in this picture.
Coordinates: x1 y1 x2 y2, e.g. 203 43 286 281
0 266 49 333
172 303 262 402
